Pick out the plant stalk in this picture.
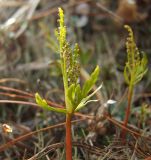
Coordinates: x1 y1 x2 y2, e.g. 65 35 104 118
121 86 133 139
66 113 72 160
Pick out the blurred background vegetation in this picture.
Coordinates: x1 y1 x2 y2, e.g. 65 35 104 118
0 0 151 159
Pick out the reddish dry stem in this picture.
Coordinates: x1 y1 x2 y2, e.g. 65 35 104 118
66 113 72 160
121 88 133 139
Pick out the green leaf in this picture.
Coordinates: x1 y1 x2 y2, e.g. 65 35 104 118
74 84 82 105
75 83 103 111
67 84 76 107
67 84 82 112
82 65 100 98
35 93 66 114
124 63 130 84
66 66 100 113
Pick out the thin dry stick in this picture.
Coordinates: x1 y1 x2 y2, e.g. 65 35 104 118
96 2 123 23
2 135 33 152
0 78 27 84
0 99 150 153
0 85 33 97
31 0 91 21
0 100 39 108
0 108 149 153
0 99 150 140
0 100 65 113
0 1 27 7
76 112 151 140
0 86 64 108
0 92 33 100
121 87 133 139
0 118 86 153
130 140 138 160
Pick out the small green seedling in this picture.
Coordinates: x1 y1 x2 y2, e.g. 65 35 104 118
122 25 148 139
35 8 101 160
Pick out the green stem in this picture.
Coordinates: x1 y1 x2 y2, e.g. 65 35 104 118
66 113 72 160
121 86 133 139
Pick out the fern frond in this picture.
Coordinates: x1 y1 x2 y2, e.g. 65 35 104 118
124 25 148 86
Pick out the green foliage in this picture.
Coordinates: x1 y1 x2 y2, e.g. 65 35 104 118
75 83 102 111
67 66 101 112
35 93 66 114
132 103 150 127
124 25 148 87
82 66 100 98
35 8 100 114
39 23 59 53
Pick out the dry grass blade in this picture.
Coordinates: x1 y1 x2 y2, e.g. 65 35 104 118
0 78 27 84
28 141 104 160
31 0 91 21
0 85 33 97
0 0 40 37
96 2 123 23
0 0 27 7
0 92 34 100
0 100 39 108
27 138 151 159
